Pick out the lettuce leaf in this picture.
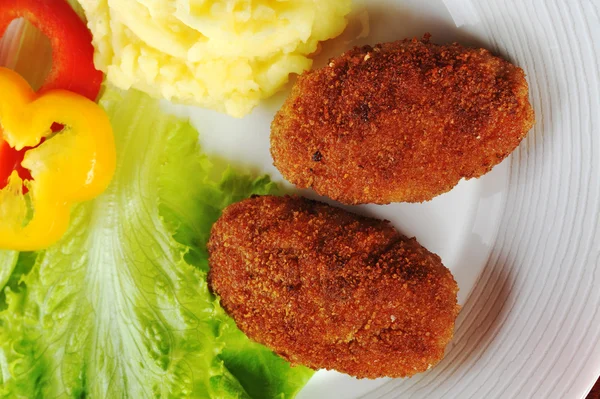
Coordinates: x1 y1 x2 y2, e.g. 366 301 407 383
0 251 17 294
0 88 313 398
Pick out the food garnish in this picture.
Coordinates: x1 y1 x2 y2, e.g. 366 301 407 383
0 0 103 190
0 0 102 100
78 0 351 117
0 139 32 190
208 195 460 379
0 67 115 251
0 88 313 398
271 35 535 204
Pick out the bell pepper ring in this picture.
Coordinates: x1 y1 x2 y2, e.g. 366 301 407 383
0 67 116 251
0 139 32 188
0 0 103 100
0 0 104 190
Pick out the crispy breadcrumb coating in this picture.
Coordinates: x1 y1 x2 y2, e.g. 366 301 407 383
271 35 534 204
208 195 459 378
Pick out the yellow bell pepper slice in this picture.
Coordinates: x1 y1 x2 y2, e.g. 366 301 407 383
0 67 115 251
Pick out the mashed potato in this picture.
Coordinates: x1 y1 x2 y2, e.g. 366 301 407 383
78 0 351 117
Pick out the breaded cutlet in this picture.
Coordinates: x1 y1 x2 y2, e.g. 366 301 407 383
271 35 534 204
208 195 459 378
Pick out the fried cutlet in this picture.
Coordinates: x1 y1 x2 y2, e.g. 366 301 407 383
208 195 459 378
271 34 534 204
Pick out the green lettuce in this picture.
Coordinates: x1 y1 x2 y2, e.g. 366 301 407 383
0 251 17 294
0 88 313 398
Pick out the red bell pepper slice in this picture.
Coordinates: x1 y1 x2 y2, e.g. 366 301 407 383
0 0 102 101
0 140 31 189
0 0 103 189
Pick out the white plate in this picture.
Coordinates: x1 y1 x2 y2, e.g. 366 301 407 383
2 0 598 398
168 0 600 398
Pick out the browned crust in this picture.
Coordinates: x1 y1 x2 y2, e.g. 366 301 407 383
208 195 460 378
271 35 534 204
